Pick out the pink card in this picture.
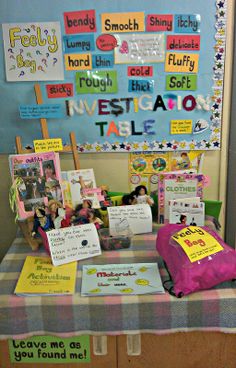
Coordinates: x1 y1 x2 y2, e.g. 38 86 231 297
166 35 200 51
46 84 74 98
64 10 96 34
146 14 173 32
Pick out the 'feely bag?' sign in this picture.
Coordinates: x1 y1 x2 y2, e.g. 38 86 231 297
172 226 224 263
9 335 90 363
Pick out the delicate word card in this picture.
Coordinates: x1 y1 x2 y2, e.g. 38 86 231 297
46 224 101 266
2 22 64 81
108 204 152 235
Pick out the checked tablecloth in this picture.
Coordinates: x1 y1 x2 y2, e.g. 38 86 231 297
1 225 236 340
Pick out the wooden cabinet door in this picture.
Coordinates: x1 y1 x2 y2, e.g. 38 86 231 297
117 332 236 368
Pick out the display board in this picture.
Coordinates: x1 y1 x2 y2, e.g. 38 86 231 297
0 0 227 153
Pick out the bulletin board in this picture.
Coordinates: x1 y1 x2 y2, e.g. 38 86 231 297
0 0 227 153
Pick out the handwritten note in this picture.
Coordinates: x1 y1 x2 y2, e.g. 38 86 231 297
114 33 165 64
46 224 101 266
171 119 192 134
108 204 152 236
33 138 63 152
19 104 63 119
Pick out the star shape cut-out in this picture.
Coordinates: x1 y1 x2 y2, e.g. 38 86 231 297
142 143 149 150
166 142 172 148
126 146 131 151
102 143 109 150
212 103 219 109
213 141 220 147
189 143 195 150
219 10 225 16
159 143 164 149
214 112 220 118
215 53 222 60
206 142 211 148
218 1 224 8
120 143 125 149
216 80 223 87
132 143 139 150
85 144 92 150
112 144 117 150
149 142 155 150
214 90 221 96
180 142 186 149
79 147 84 152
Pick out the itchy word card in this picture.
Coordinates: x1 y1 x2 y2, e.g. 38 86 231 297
46 224 101 266
107 204 152 236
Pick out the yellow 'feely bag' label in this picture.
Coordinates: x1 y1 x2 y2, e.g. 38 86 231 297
171 226 224 263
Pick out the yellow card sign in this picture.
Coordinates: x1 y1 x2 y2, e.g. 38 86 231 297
171 120 192 134
34 138 63 152
165 53 199 73
172 227 224 263
101 12 145 33
64 53 92 70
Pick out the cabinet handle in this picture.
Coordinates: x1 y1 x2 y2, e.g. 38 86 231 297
93 336 107 355
127 334 141 355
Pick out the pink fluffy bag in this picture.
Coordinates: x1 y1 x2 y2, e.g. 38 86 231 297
156 224 236 297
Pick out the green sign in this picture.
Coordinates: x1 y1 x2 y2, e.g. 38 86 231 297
166 74 197 90
9 335 90 363
76 70 118 94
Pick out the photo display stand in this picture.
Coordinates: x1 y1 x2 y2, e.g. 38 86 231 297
15 83 80 250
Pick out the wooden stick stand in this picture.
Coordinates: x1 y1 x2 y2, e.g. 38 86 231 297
16 83 80 250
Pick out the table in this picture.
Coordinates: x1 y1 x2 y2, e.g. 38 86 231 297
1 225 236 368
